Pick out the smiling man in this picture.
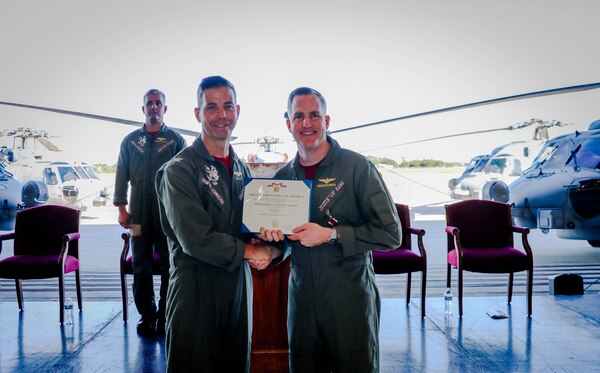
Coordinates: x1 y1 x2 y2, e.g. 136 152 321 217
260 87 401 372
156 76 279 372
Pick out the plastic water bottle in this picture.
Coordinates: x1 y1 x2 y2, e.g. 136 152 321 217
444 288 453 316
64 298 75 325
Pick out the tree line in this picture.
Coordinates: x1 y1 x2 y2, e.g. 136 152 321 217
366 156 461 168
94 157 462 174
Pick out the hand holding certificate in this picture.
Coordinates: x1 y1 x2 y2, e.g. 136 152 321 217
242 178 312 235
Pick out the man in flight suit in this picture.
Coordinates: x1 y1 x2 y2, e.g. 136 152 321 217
156 76 279 372
114 89 187 336
260 87 401 372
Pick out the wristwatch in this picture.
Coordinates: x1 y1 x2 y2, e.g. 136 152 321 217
327 227 338 245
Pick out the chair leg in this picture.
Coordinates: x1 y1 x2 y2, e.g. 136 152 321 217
59 274 65 325
405 272 412 305
508 272 514 304
527 269 533 317
15 279 24 310
76 270 83 310
458 268 463 317
420 269 427 318
446 263 451 288
120 270 128 322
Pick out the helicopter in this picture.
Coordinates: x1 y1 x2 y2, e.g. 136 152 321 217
0 159 49 230
507 119 600 247
0 134 50 230
448 153 490 191
447 118 571 200
233 136 289 178
1 82 600 244
0 127 109 211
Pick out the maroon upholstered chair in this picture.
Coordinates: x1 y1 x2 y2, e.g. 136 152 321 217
0 205 82 324
119 232 161 321
372 203 427 317
445 199 533 317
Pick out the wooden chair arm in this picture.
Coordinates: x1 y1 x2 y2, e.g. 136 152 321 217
511 225 530 234
408 227 423 236
64 232 81 242
445 226 458 235
120 232 131 266
58 231 81 264
412 227 427 261
445 225 463 261
513 225 533 258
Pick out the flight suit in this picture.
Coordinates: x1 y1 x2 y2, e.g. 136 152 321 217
275 136 401 373
114 124 187 321
156 137 253 372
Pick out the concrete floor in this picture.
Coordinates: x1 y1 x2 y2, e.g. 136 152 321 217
1 294 599 372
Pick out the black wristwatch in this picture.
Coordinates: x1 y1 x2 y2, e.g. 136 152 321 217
327 227 338 245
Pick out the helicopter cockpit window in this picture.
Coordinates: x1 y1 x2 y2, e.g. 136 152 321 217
530 142 571 170
473 158 489 172
43 168 58 185
484 158 506 174
83 165 101 180
59 166 80 182
74 166 90 179
566 137 600 169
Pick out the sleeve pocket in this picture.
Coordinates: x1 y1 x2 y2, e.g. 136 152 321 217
369 191 396 226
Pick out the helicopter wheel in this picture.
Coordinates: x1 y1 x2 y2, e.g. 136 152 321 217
588 240 600 247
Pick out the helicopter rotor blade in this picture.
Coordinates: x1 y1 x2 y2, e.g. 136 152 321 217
0 101 200 137
330 82 600 135
231 141 258 146
359 118 561 153
36 137 61 152
361 127 511 153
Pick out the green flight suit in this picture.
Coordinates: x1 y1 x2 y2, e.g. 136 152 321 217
275 136 401 373
156 137 253 372
114 124 187 320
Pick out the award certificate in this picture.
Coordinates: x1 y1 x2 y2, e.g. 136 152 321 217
242 178 312 234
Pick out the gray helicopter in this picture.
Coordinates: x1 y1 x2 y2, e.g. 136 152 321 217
508 119 600 247
0 145 48 230
447 119 571 201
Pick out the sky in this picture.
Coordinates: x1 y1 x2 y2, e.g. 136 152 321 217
1 0 599 165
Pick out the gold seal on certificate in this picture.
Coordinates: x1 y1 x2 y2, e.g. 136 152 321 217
242 178 312 234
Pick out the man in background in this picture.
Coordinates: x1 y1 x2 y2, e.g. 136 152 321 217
114 89 187 337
